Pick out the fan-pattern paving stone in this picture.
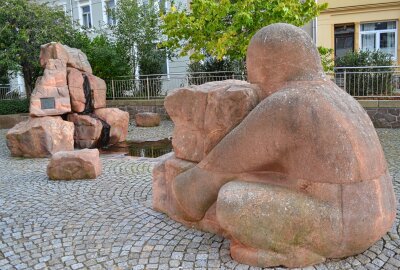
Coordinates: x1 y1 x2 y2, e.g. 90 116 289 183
0 124 399 270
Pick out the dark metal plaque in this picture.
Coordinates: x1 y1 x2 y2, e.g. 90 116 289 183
40 97 55 110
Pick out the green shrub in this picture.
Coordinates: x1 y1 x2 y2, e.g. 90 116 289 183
0 99 29 115
335 50 394 96
187 56 246 85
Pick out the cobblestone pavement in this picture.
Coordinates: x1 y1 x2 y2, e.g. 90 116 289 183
0 123 399 270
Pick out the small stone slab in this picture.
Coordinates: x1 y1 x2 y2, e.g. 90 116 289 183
47 149 102 180
135 112 161 127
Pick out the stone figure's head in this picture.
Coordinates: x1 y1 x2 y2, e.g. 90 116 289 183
247 23 324 99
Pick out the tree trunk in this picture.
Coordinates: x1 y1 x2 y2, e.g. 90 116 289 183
21 64 33 98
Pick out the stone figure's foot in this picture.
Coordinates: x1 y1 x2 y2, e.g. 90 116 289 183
230 240 326 268
172 166 233 222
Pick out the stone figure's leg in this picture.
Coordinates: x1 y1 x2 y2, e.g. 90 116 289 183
172 96 293 221
216 181 342 268
172 167 235 221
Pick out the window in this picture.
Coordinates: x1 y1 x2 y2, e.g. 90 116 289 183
82 5 92 28
106 0 116 25
360 21 397 59
334 24 355 58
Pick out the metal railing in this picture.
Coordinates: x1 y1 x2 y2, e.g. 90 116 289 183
327 66 400 98
0 85 25 100
106 71 246 100
3 67 400 101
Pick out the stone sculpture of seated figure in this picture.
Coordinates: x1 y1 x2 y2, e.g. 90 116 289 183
153 23 396 268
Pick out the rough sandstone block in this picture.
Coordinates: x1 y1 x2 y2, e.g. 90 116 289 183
30 59 71 116
165 80 259 162
6 116 74 158
67 68 85 113
47 149 102 180
40 42 92 73
85 73 106 109
135 112 161 127
94 108 129 145
67 113 103 149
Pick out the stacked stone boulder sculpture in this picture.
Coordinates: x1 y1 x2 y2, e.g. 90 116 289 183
153 23 397 268
7 42 129 158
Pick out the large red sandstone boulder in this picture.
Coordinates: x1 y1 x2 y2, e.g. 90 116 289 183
165 80 259 162
67 68 86 113
40 42 92 73
94 108 129 145
6 116 74 158
47 149 102 180
135 112 161 127
67 113 103 148
153 23 397 268
85 73 106 109
30 59 71 116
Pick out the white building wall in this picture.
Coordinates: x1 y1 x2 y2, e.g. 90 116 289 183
33 0 190 76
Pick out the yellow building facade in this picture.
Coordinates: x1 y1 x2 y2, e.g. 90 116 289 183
317 0 400 64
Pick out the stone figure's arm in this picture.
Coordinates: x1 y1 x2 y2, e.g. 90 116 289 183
199 89 296 174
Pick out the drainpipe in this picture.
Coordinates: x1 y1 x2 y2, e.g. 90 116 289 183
69 0 74 25
313 0 318 44
312 18 317 44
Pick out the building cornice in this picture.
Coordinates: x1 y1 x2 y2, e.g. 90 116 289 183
321 1 400 14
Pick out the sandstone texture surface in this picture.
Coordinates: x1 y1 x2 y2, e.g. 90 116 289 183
67 113 103 149
30 59 71 116
165 80 259 162
85 73 106 109
135 112 161 127
47 149 102 180
40 42 92 73
6 116 74 158
153 23 397 268
95 108 129 145
67 68 86 113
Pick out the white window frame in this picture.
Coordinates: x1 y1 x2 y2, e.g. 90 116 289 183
103 0 117 26
78 1 93 29
359 20 398 60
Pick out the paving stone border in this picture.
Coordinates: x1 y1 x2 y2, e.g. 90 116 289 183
0 125 399 270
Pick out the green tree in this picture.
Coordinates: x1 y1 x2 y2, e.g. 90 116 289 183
162 0 327 61
317 46 334 72
83 34 132 79
111 0 165 76
0 0 85 97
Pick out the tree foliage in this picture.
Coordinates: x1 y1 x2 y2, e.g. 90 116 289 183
317 46 334 73
82 34 132 79
111 0 165 75
0 0 84 96
162 0 327 61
